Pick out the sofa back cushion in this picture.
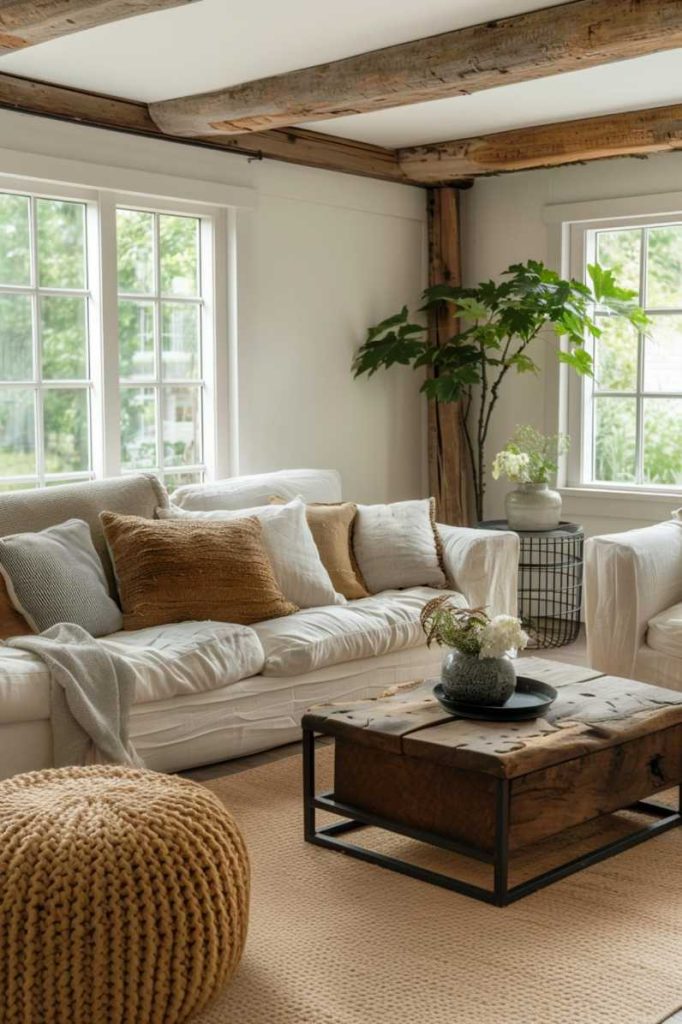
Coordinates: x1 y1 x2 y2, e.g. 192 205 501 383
0 474 168 596
170 468 342 512
101 511 298 630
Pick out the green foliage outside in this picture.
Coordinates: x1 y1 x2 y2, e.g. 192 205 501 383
0 194 203 489
593 226 682 485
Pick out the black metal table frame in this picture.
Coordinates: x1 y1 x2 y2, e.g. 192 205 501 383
303 727 681 907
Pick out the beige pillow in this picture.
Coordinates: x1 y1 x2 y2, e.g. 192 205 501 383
100 512 297 630
270 499 369 601
0 576 32 639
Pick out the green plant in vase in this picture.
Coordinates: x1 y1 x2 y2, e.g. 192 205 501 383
421 596 528 706
492 425 570 530
353 261 648 521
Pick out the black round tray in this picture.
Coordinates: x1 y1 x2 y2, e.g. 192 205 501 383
433 676 557 722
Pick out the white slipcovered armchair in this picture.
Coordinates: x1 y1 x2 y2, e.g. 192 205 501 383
585 520 682 690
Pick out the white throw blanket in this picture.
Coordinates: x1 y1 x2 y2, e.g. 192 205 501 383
7 623 143 768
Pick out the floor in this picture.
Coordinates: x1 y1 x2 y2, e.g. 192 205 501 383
182 629 682 1024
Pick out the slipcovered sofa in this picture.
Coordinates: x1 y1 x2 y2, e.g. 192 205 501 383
585 519 682 690
0 469 519 779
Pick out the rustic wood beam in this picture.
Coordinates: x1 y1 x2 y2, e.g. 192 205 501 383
147 0 682 137
0 71 417 185
399 103 682 182
2 71 680 189
427 187 471 526
0 1 198 56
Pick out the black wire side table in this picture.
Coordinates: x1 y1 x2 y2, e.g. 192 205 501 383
477 521 584 649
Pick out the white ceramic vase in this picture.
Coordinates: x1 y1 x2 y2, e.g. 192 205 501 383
505 482 561 531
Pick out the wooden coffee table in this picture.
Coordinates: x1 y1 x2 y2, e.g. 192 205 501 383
302 659 682 906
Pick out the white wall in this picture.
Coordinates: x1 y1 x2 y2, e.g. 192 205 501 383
237 161 428 503
460 150 682 537
0 109 428 504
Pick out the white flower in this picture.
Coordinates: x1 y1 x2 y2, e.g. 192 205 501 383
478 615 529 660
491 450 531 484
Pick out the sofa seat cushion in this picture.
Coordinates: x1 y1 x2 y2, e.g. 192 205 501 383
102 621 265 703
647 602 682 660
0 621 265 724
252 586 466 677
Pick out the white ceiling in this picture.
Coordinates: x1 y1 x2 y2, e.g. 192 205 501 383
308 51 682 148
1 0 680 149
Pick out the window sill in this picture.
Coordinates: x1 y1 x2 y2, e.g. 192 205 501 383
558 485 682 522
560 485 682 502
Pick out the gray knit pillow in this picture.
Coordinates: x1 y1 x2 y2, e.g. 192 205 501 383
0 519 123 637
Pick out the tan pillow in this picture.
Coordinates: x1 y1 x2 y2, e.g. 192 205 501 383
100 512 297 631
271 499 369 601
0 576 32 639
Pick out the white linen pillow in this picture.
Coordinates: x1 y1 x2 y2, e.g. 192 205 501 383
353 498 447 593
157 498 344 609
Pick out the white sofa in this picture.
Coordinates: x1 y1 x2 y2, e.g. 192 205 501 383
0 469 519 779
585 519 682 690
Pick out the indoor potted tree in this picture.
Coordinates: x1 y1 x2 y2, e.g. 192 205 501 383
352 261 648 521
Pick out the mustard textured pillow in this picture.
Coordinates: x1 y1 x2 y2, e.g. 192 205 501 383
270 499 369 601
100 512 297 630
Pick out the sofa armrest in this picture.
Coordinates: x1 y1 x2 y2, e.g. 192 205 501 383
585 521 682 678
437 524 519 618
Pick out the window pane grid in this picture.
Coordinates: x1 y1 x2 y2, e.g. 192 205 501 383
2 190 216 493
590 222 682 488
0 191 93 490
117 207 205 484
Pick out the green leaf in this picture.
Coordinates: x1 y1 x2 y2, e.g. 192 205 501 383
508 352 539 374
364 306 409 344
588 263 638 304
557 347 593 376
454 297 489 321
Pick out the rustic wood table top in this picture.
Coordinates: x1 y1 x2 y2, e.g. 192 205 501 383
303 657 682 779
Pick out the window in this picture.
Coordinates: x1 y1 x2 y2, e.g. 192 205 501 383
0 192 92 489
573 218 682 489
0 180 226 492
117 208 205 489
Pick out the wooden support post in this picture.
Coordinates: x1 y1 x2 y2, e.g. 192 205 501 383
427 186 471 526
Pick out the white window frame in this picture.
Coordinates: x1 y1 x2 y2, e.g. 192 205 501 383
545 191 682 509
115 200 210 486
0 172 234 489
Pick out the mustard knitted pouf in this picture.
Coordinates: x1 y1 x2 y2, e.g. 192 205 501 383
0 766 250 1024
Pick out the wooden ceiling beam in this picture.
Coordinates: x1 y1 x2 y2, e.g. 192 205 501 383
0 0 199 56
0 72 680 189
398 103 682 182
148 0 682 137
0 72 418 185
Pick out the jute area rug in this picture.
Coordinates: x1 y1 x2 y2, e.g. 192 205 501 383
194 746 682 1024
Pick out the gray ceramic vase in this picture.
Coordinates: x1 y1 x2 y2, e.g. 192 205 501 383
441 650 516 706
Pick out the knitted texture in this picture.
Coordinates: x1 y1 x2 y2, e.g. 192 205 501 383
100 511 297 630
0 766 250 1024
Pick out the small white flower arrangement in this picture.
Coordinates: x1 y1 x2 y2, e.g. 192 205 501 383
421 598 528 661
491 449 531 484
478 614 529 660
492 425 570 485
